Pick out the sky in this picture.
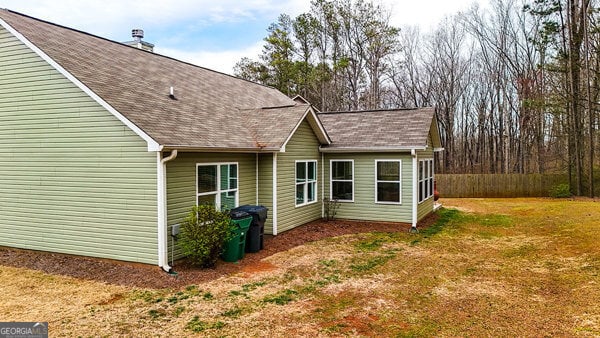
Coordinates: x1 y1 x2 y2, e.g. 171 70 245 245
0 0 482 74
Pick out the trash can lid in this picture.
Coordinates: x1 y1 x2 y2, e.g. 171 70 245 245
230 210 251 219
233 205 268 214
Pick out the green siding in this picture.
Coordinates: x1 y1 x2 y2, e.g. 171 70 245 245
0 27 158 263
166 152 257 258
324 153 414 223
257 153 274 234
277 120 322 233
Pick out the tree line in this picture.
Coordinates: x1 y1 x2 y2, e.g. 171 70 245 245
234 0 599 197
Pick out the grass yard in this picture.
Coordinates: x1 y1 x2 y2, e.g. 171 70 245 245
1 198 599 336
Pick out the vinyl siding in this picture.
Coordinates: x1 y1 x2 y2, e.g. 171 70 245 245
276 120 322 233
0 26 158 263
166 152 257 258
324 153 414 223
257 153 274 234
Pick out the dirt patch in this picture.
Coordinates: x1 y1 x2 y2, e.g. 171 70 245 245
0 215 437 289
240 261 278 275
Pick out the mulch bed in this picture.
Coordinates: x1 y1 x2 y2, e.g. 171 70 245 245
0 215 437 289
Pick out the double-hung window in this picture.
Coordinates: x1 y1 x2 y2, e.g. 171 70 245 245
197 163 238 210
330 160 354 202
418 159 434 203
375 160 401 204
296 160 317 206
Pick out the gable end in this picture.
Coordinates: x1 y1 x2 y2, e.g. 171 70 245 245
0 17 160 151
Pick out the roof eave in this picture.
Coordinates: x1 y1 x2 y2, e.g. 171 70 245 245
161 145 280 153
319 146 427 153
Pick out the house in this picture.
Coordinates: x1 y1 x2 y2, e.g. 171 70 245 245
319 108 442 225
0 9 442 271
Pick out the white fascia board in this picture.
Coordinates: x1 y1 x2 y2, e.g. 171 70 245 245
307 107 331 144
319 146 426 153
0 18 161 152
280 106 331 152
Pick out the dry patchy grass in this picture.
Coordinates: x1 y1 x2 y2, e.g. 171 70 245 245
1 197 599 336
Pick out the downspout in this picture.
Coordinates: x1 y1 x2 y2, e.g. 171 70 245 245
411 149 418 232
272 153 278 235
321 152 324 218
256 153 259 205
157 150 178 272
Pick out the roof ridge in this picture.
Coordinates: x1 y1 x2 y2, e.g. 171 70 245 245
0 8 280 92
319 107 434 114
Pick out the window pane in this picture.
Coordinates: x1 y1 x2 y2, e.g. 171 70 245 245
332 181 353 200
377 182 400 202
308 161 316 180
332 161 352 180
230 164 237 178
429 178 434 196
220 164 229 190
419 161 424 180
377 162 399 181
198 194 216 207
296 184 305 204
296 162 306 182
307 182 315 202
198 165 217 193
419 182 424 202
229 178 238 190
220 192 236 211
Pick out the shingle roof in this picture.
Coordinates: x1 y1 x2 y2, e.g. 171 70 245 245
318 107 438 151
0 9 321 151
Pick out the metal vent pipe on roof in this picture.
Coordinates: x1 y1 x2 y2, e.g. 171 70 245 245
132 29 144 42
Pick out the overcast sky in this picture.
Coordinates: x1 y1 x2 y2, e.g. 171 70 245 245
0 0 482 74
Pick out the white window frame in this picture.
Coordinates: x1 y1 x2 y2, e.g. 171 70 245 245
295 160 318 207
418 159 434 203
196 162 239 210
375 159 402 205
330 159 354 202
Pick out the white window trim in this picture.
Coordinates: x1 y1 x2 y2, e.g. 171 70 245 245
330 159 354 202
418 159 434 204
196 162 239 210
295 160 318 207
375 159 402 205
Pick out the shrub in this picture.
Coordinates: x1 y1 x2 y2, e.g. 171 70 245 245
549 183 571 198
179 205 233 268
323 198 340 221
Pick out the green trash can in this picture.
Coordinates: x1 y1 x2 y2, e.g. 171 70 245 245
221 211 252 262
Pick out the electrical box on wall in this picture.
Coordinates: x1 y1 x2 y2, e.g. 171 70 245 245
171 223 180 237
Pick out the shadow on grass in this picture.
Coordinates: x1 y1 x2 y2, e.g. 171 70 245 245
411 208 465 245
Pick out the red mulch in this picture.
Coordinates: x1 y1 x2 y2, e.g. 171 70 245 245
0 215 437 289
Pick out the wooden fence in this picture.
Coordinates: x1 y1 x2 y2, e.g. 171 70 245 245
435 174 566 198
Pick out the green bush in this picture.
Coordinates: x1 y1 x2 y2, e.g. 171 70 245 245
549 183 571 198
179 205 233 267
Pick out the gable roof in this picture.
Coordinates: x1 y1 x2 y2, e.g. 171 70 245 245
318 107 442 152
0 9 330 152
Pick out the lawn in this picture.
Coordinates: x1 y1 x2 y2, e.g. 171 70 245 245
1 198 599 336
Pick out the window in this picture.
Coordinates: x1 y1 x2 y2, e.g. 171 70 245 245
197 163 238 210
376 160 401 204
330 160 354 202
419 159 434 203
296 160 317 206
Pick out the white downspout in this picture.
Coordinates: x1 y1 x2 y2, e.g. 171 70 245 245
157 149 178 272
411 149 418 231
272 153 278 235
321 152 324 218
256 153 259 205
